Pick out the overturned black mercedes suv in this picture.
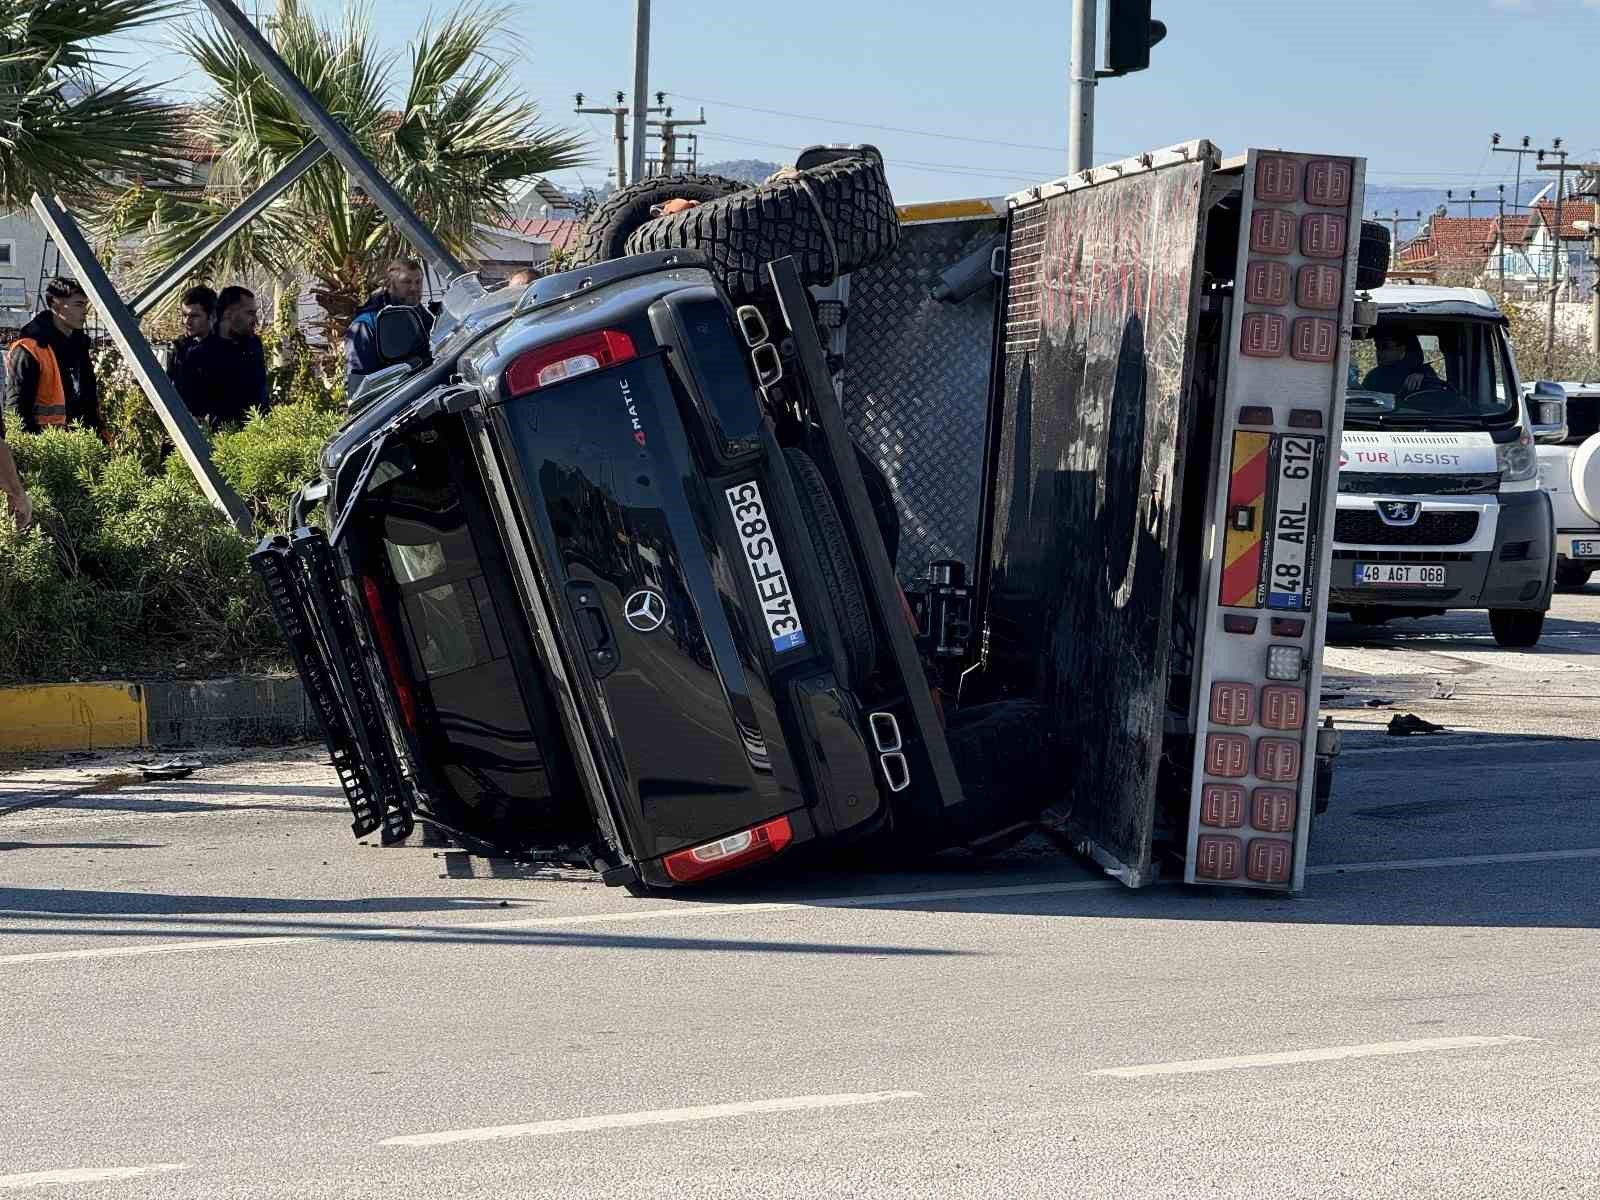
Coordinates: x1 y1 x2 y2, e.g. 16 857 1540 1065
254 155 1030 891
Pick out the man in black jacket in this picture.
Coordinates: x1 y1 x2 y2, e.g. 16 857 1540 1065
345 258 428 393
5 276 101 435
165 284 216 417
186 285 268 431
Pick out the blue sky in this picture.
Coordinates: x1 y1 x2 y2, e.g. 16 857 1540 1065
115 0 1600 206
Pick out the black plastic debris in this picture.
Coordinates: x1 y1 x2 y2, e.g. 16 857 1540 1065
1387 713 1448 736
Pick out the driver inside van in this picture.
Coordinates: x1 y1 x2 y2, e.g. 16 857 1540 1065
1362 331 1444 397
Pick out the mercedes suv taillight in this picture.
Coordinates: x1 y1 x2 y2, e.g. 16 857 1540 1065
504 330 637 397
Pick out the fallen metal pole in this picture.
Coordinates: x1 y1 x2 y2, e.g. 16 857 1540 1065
131 140 330 317
198 0 467 280
31 192 253 535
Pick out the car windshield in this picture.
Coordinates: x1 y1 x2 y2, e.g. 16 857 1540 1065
1345 316 1518 430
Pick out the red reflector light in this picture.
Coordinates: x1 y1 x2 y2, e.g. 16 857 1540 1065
1287 409 1324 429
1237 405 1274 427
362 577 417 730
662 815 794 883
1196 834 1243 880
1251 788 1297 833
1223 614 1259 635
1271 617 1306 637
1201 784 1245 828
1260 686 1306 731
1247 838 1293 884
505 330 637 397
1210 682 1254 727
1256 737 1302 783
1205 734 1250 779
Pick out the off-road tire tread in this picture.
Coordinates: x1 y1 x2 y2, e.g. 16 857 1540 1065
1357 220 1391 291
624 157 900 299
783 447 875 685
572 173 748 267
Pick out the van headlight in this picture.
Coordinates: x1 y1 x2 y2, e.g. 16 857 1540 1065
1497 428 1537 481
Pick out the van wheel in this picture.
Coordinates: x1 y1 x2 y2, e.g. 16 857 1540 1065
784 447 876 686
1489 608 1544 648
1555 562 1593 590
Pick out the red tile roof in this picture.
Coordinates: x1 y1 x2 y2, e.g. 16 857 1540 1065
1532 199 1597 240
500 216 583 254
1395 214 1532 268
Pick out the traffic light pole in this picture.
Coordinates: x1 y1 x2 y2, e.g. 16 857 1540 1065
1068 0 1097 174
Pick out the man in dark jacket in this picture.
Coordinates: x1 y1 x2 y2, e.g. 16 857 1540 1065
165 284 216 417
345 258 429 393
5 276 101 435
186 285 268 431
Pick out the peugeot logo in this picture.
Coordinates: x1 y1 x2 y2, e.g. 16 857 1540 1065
1377 501 1421 526
624 588 667 633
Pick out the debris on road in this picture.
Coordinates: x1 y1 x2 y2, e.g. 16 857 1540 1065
1430 681 1459 699
1387 713 1450 736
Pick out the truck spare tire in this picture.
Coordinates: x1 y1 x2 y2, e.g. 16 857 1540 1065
624 156 901 300
572 173 748 268
784 447 876 687
1357 220 1390 291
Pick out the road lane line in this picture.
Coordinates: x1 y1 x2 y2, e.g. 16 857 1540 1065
380 1090 923 1147
0 1164 188 1190
1310 847 1600 875
1092 1035 1536 1079
0 936 308 965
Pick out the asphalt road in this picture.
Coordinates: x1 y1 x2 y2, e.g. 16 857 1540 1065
2 587 1598 1198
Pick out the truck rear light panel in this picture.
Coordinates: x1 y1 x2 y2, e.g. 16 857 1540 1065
1186 149 1365 892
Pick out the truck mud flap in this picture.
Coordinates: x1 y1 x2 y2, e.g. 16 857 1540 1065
251 530 409 842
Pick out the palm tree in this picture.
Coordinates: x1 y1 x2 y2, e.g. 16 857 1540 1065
104 0 587 334
0 0 186 208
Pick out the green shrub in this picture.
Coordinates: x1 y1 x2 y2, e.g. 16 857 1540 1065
212 401 344 531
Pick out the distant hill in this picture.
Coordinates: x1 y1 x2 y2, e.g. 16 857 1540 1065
702 158 783 185
1364 181 1552 233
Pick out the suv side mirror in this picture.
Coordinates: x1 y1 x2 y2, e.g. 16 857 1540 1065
1527 380 1569 444
375 305 430 365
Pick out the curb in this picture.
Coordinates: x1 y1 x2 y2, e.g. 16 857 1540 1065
0 676 316 752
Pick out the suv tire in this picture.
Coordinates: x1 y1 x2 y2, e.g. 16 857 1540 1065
572 173 748 267
784 447 876 686
1556 561 1594 590
1489 607 1544 647
625 156 900 300
1357 221 1391 291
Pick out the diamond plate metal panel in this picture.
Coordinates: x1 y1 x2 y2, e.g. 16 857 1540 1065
840 218 1005 583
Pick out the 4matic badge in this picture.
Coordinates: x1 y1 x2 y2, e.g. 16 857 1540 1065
619 376 646 447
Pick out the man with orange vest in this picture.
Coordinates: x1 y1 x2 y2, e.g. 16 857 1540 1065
4 276 102 436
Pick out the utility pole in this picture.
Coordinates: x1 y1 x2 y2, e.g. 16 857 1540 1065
630 0 651 185
648 94 707 177
576 91 630 188
1067 0 1097 172
1492 133 1540 215
1498 184 1507 300
1542 162 1600 362
1537 141 1572 376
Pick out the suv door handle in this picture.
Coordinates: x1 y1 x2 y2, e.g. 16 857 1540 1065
566 582 619 679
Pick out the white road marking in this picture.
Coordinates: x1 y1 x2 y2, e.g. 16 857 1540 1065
0 936 308 966
4 847 1594 970
1310 846 1600 875
381 1090 922 1147
1093 1035 1536 1079
0 1164 188 1190
1340 736 1593 756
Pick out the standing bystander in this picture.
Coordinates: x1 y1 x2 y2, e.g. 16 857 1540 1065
5 276 101 436
0 410 30 529
166 285 216 418
187 285 268 430
345 258 431 392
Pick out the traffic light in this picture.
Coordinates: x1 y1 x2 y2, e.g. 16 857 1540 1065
1104 0 1167 76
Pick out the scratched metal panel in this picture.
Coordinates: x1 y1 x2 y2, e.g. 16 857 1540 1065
839 218 1004 584
976 161 1211 885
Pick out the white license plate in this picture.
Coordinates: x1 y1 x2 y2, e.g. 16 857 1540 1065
1355 563 1447 587
1572 538 1600 559
724 480 808 653
1266 435 1323 611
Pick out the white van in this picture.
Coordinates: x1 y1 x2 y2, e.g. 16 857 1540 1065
1332 285 1563 646
1536 382 1600 590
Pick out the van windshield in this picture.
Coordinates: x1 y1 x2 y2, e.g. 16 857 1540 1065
1345 317 1518 431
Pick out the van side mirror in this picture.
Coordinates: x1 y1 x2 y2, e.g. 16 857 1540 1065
375 305 431 365
1527 380 1568 444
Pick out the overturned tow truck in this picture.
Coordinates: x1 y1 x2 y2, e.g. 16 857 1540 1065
258 140 1380 894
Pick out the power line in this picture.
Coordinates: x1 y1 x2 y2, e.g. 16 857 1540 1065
696 132 1052 183
665 91 1087 156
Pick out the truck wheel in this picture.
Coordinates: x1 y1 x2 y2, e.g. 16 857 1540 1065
624 156 900 300
944 700 1050 836
784 448 876 686
1489 608 1544 648
1357 221 1391 291
1556 561 1594 590
571 173 748 267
